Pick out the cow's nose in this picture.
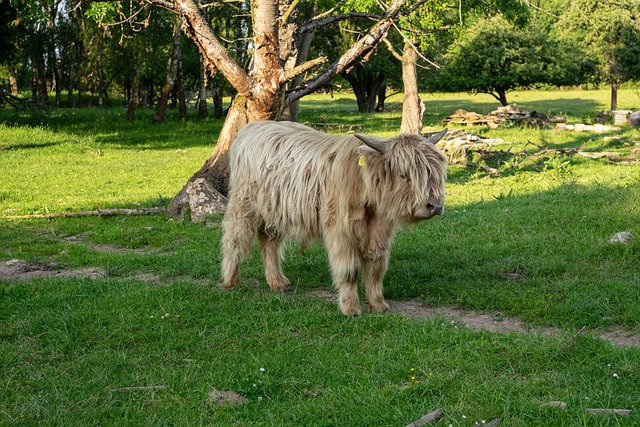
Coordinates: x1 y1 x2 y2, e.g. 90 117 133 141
427 202 443 216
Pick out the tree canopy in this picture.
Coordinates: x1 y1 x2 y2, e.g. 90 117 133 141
428 15 583 106
556 0 640 109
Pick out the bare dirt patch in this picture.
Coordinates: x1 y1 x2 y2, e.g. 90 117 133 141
599 329 640 349
0 259 105 281
307 289 640 349
0 259 208 288
60 231 158 254
3 264 637 349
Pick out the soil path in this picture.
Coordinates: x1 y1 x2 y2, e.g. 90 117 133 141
2 259 638 349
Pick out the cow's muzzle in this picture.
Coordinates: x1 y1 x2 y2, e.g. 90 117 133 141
427 202 444 216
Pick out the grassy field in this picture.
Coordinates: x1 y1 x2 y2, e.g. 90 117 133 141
1 88 639 426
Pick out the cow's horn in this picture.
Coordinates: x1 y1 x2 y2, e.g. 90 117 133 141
354 134 387 154
425 128 448 145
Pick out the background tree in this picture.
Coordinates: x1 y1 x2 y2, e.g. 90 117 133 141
129 0 425 221
429 15 582 106
556 0 640 110
0 0 29 95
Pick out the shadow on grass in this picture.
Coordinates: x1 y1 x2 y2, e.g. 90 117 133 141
0 108 224 151
1 177 638 331
381 181 639 329
275 180 639 330
0 93 613 151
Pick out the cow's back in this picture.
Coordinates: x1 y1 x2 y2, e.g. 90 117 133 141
228 121 360 241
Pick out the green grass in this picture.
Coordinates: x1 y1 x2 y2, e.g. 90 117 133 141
1 89 640 426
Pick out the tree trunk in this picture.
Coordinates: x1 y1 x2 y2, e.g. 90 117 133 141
197 57 208 119
127 7 151 122
400 41 421 134
289 30 315 121
97 26 105 107
46 8 61 108
167 95 249 220
68 29 76 107
31 62 37 101
376 82 386 112
36 57 48 105
164 0 411 220
153 19 182 124
343 65 385 113
177 58 187 121
76 73 82 107
88 79 94 107
53 67 61 107
495 89 508 106
8 67 19 96
610 80 618 111
212 77 224 119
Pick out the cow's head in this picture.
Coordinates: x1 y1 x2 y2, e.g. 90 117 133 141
355 129 448 223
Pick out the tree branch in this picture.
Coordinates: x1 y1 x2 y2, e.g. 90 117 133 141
286 0 409 103
144 0 177 12
312 0 349 20
282 0 301 24
382 37 403 61
281 56 327 83
173 0 254 96
401 0 431 16
299 12 380 34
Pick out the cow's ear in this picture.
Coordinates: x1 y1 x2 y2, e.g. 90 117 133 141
354 134 387 154
424 128 448 145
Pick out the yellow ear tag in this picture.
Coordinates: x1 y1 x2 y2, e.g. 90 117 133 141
358 154 367 167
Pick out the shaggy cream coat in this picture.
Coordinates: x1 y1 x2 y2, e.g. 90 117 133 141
221 121 447 315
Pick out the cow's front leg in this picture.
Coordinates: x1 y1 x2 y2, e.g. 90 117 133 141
258 230 290 293
363 251 390 313
363 216 393 312
326 247 362 316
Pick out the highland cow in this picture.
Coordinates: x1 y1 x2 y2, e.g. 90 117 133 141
221 121 448 316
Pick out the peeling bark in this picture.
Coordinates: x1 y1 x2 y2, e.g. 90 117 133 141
156 0 413 221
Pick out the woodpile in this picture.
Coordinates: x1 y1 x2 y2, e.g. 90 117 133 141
431 129 640 177
434 130 510 176
440 104 564 128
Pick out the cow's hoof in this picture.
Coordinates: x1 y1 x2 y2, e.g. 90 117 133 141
267 278 291 293
269 283 291 293
341 305 362 317
369 301 390 313
217 281 238 290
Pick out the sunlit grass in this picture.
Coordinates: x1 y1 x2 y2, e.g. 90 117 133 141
1 90 639 426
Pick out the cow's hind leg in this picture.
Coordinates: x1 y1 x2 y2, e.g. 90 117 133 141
363 253 391 313
258 230 290 293
220 205 255 289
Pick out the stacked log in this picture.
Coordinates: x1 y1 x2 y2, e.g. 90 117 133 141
440 104 564 128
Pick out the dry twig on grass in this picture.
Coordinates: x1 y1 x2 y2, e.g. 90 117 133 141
5 206 166 220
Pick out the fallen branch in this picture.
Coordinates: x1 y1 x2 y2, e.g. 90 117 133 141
5 206 166 220
112 385 167 393
586 408 632 416
466 161 501 176
530 148 639 163
405 408 443 427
